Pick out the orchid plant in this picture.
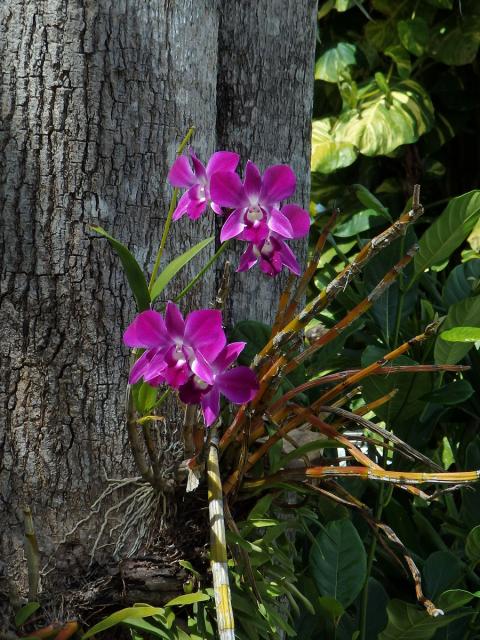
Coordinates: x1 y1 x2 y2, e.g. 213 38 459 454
85 130 480 640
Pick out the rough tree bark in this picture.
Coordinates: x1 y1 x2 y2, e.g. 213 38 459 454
0 0 316 610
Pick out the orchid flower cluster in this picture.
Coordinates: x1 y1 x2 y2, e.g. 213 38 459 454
168 150 310 277
124 303 258 426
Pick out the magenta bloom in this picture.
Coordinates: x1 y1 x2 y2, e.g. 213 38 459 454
124 304 226 388
238 203 310 277
179 343 259 426
168 150 240 221
210 161 299 243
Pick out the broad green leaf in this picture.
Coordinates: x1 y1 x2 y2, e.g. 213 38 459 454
365 20 398 51
309 519 366 607
317 596 344 619
311 118 357 174
420 380 474 405
434 296 480 364
315 42 357 82
437 589 480 612
465 525 480 563
165 592 210 607
334 209 385 237
15 602 40 628
378 600 470 640
461 438 480 528
430 15 480 66
441 327 480 343
91 226 150 311
384 44 411 78
423 551 463 600
443 260 480 306
332 80 434 158
414 191 480 276
365 578 389 640
82 606 168 639
230 320 271 365
397 18 429 57
150 236 214 302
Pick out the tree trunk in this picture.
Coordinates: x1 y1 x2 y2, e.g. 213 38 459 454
0 0 316 609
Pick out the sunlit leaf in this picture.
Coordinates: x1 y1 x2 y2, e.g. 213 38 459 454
311 118 357 174
435 296 480 364
315 42 357 82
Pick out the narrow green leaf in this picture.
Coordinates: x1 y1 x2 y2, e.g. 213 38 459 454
150 236 214 302
435 296 480 364
15 602 40 628
82 606 167 639
414 191 480 276
309 519 367 608
91 226 150 311
353 184 391 220
164 592 210 607
123 617 171 639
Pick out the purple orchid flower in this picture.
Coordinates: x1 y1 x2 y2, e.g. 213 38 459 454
179 342 259 426
210 160 298 244
237 203 311 277
123 303 226 388
168 150 240 221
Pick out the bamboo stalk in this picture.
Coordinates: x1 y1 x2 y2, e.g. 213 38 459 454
208 427 235 640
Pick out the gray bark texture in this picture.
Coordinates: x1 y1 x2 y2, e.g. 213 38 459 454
0 0 316 609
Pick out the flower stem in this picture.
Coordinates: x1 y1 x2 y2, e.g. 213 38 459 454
148 127 195 293
175 241 230 303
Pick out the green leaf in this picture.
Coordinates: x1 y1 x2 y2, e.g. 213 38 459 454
311 118 357 174
397 18 429 57
353 184 391 219
365 578 389 639
123 617 171 639
420 380 474 406
384 45 411 79
82 606 168 639
150 236 214 302
334 209 385 237
437 589 480 612
309 518 367 608
414 191 480 276
440 327 480 343
465 525 480 563
91 226 150 312
315 42 357 82
443 260 480 306
317 596 345 619
430 15 480 66
15 602 40 628
132 380 158 414
378 600 470 640
332 79 434 158
423 551 463 600
435 296 480 364
164 593 210 607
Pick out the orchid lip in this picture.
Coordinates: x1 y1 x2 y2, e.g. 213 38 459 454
193 375 210 391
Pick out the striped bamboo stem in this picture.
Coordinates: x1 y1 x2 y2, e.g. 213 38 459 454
207 427 235 640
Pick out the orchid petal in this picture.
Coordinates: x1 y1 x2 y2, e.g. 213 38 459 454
244 161 262 202
216 367 259 404
213 342 246 372
260 165 296 205
165 302 185 339
184 309 226 360
128 349 156 384
201 387 221 427
123 310 167 348
210 172 247 208
185 198 207 220
268 208 294 238
279 240 301 275
167 155 196 188
206 151 240 177
220 208 246 242
164 362 191 388
190 152 207 182
191 351 215 385
237 244 258 272
281 204 311 238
